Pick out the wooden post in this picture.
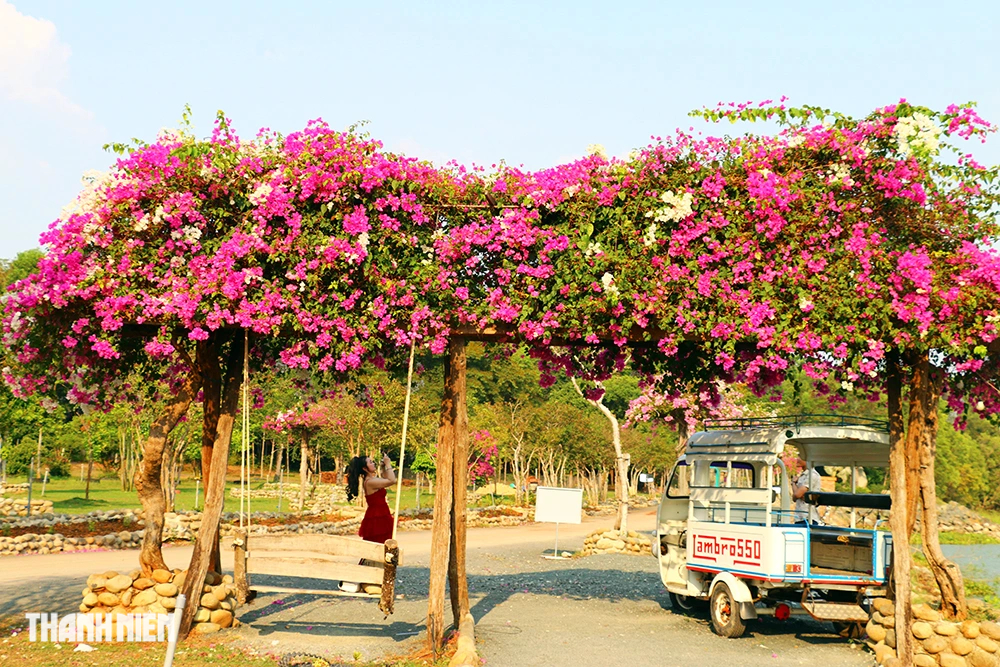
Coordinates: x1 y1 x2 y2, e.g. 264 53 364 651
887 352 913 666
378 539 399 617
179 335 244 638
233 529 249 605
449 337 470 625
426 352 455 653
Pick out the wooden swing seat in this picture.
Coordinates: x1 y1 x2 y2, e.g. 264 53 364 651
233 531 401 615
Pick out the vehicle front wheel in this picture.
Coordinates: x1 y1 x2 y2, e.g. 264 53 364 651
668 591 706 613
710 583 747 638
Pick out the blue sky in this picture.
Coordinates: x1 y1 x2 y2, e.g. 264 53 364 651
2 0 998 260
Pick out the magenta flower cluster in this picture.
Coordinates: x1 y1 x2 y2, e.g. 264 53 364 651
2 101 999 422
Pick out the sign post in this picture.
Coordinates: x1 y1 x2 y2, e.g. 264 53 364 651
534 486 583 560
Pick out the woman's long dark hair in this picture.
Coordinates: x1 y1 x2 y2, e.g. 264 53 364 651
346 455 368 502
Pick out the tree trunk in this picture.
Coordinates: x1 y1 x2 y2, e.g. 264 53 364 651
912 353 967 620
179 334 244 638
448 338 470 627
573 379 629 533
135 371 201 575
427 352 455 653
903 353 924 536
672 408 689 456
887 352 914 666
197 338 222 572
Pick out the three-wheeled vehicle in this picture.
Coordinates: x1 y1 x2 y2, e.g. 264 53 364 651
656 416 894 637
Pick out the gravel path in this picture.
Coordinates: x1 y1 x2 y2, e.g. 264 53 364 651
0 510 874 666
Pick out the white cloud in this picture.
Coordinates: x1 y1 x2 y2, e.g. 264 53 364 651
0 1 93 122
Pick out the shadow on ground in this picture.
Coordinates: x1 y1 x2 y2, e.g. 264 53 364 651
0 558 843 649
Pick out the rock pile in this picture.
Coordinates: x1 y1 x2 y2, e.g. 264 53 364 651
868 599 1000 667
0 496 53 516
1 508 141 530
581 529 653 557
227 482 348 512
0 530 144 555
932 502 1000 541
79 568 240 635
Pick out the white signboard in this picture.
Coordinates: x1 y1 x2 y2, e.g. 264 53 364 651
534 486 583 525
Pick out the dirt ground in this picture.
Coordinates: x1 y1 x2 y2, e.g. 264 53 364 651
0 509 873 666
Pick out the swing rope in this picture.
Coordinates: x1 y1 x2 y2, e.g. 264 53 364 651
391 338 416 540
239 330 250 533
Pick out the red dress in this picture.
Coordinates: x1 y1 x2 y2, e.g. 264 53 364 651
359 487 393 544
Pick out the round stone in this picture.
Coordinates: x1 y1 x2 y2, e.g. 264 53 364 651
925 636 950 654
913 656 938 667
193 608 211 623
913 603 942 623
968 647 1000 667
87 576 108 591
981 623 1000 641
154 583 178 597
151 569 172 584
873 598 895 616
210 609 233 628
159 596 176 610
200 593 220 610
97 592 119 606
120 589 133 607
913 621 934 639
105 574 133 594
954 637 977 656
939 623 961 637
965 648 1000 667
976 636 999 653
131 588 158 608
867 620 887 642
939 653 969 667
192 622 220 635
82 592 99 607
132 578 154 590
964 621 983 639
874 642 896 664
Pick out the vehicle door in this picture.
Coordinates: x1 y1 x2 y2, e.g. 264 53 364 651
658 459 692 588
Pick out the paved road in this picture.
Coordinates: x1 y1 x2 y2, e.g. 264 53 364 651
0 509 873 666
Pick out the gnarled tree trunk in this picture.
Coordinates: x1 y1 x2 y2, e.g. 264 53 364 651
135 369 201 575
911 352 967 620
180 334 244 638
197 337 223 574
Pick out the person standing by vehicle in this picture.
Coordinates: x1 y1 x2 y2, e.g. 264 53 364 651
791 456 822 524
346 453 397 543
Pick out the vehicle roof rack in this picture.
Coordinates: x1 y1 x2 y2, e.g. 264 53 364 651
701 414 889 433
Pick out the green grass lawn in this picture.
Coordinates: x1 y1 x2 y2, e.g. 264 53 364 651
2 472 444 516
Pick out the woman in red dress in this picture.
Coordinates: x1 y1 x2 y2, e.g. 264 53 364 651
347 453 396 544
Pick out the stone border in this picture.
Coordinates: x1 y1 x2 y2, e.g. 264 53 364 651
867 599 1000 666
580 528 653 556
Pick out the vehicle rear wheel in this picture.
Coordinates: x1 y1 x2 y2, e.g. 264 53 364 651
668 591 705 613
710 583 746 638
